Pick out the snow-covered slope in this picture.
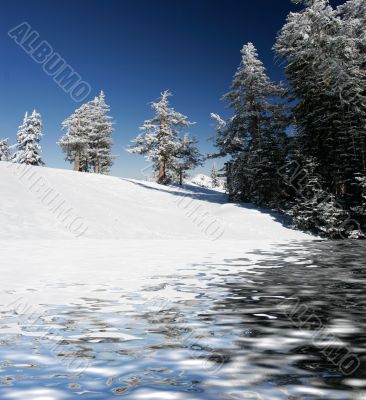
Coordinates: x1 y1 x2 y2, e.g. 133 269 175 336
0 162 311 240
188 173 225 191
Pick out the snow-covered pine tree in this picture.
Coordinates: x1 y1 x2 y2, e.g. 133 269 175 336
59 103 91 172
354 174 366 215
210 163 219 187
290 157 326 232
128 90 193 185
275 0 366 203
288 156 349 237
274 1 336 183
87 91 114 174
0 138 11 161
335 0 366 194
173 134 203 185
211 43 289 205
274 0 366 237
13 110 44 166
316 195 349 239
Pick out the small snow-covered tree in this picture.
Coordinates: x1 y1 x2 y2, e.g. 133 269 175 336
87 91 114 174
173 134 203 185
289 157 349 237
210 163 219 187
316 195 349 239
128 90 193 185
13 110 44 166
59 103 90 172
0 138 11 161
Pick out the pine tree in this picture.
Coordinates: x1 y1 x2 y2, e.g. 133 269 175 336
274 0 366 237
211 42 289 206
275 0 366 197
210 163 219 187
87 91 114 174
335 0 366 193
353 175 366 216
13 110 44 166
274 0 337 186
59 103 90 172
173 134 203 185
0 139 11 161
316 195 349 239
289 157 326 232
128 90 193 185
59 91 114 174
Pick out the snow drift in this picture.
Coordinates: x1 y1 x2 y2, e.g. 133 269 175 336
0 162 311 240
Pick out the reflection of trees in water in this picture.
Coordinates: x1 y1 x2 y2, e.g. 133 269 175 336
119 241 366 397
209 240 366 392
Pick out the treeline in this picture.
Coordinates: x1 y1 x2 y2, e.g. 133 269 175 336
211 0 366 239
0 89 203 183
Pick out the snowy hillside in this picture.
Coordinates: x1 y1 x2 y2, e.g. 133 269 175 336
0 162 311 240
188 173 225 191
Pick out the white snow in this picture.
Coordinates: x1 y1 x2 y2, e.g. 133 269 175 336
0 160 313 322
0 163 315 399
0 162 311 241
188 173 225 191
0 160 314 313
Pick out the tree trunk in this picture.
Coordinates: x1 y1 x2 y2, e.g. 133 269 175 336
226 161 233 200
179 169 183 185
74 152 80 172
95 147 100 174
158 159 165 184
157 116 167 184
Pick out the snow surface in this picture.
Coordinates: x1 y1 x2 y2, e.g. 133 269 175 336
0 162 316 399
188 173 225 191
0 162 311 241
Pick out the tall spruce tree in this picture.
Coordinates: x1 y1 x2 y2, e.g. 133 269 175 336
87 91 114 174
128 90 193 185
59 91 114 174
13 110 44 166
211 42 289 206
59 103 90 172
274 0 366 236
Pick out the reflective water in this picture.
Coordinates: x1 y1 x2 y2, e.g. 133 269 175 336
0 241 365 399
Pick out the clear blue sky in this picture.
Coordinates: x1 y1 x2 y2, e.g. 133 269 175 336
0 0 343 178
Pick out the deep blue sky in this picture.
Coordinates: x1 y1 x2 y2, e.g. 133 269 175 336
0 0 343 178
